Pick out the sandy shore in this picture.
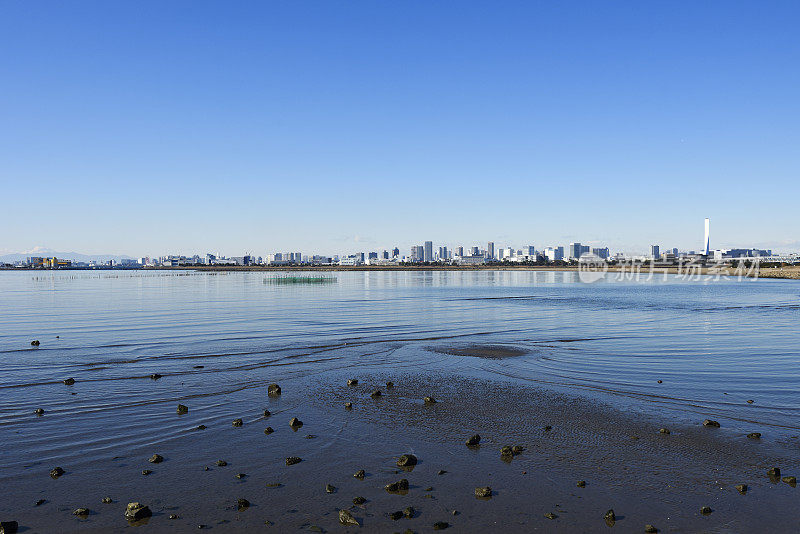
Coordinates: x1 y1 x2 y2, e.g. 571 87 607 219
3 361 798 533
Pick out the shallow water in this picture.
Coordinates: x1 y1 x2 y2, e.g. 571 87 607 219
2 269 799 467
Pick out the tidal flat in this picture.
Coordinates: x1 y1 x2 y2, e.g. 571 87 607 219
1 270 799 532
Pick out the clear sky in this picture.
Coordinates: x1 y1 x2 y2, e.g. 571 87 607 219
1 1 798 257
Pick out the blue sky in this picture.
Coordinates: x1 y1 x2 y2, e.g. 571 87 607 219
1 1 798 257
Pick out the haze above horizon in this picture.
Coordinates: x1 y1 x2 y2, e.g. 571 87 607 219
1 1 798 257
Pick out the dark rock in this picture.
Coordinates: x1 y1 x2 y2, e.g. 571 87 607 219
169 515 179 520
34 408 45 416
659 428 670 434
101 497 113 504
386 381 394 388
735 484 747 493
150 374 162 380
511 445 525 455
285 457 302 466
645 525 658 533
747 432 761 439
31 340 40 346
232 418 243 427
604 509 616 524
0 521 19 534
577 480 586 487
703 419 720 427
325 484 336 494
425 486 433 491
289 417 303 428
193 365 204 369
397 454 417 467
216 460 228 467
544 425 552 431
657 380 662 383
782 476 797 485
73 508 90 517
345 402 353 410
500 446 513 457
403 506 415 518
49 466 64 478
347 379 358 386
263 409 271 417
63 378 76 386
267 383 281 397
747 399 754 404
235 473 246 479
177 404 189 414
197 425 207 430
141 469 152 476
466 434 481 446
474 486 492 498
237 498 250 511
390 511 403 520
437 470 447 475
305 434 317 439
768 467 781 477
433 522 449 530
35 499 46 506
370 390 382 398
424 396 437 404
353 469 365 479
385 479 409 492
338 509 360 526
544 512 557 519
700 506 712 515
125 502 153 522
353 496 367 505
265 482 282 488
264 427 274 434
148 454 163 464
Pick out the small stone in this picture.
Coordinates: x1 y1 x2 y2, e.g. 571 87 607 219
386 381 394 388
31 340 40 346
747 399 754 404
397 454 417 467
577 480 586 487
544 512 557 519
267 383 281 397
35 499 45 506
353 496 367 505
338 509 360 526
389 511 403 520
403 506 415 518
232 418 243 427
475 486 492 498
289 417 303 428
264 427 274 434
451 510 458 516
263 409 271 417
150 374 162 380
177 404 189 414
544 425 552 431
49 466 64 478
424 396 437 404
216 460 228 467
747 432 761 439
101 497 113 504
34 408 45 416
265 482 282 488
768 467 781 477
194 365 204 369
604 509 616 522
466 434 481 446
645 525 658 533
385 479 409 492
347 379 358 386
141 469 152 476
511 445 525 455
197 425 207 430
500 446 513 457
345 402 353 410
169 515 179 520
354 469 365 479
235 473 246 479
325 484 336 494
0 521 19 534
782 476 797 485
425 486 433 491
370 390 382 398
659 428 670 434
148 454 163 464
63 378 76 385
237 498 250 511
437 470 447 475
735 484 747 493
433 522 449 530
700 506 712 515
285 456 302 466
703 419 720 427
73 508 90 517
657 380 662 383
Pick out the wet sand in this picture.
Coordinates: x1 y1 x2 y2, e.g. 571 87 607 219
3 361 799 533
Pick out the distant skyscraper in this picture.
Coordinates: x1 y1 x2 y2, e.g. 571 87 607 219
392 247 400 257
423 241 433 262
568 242 582 260
704 218 710 256
592 247 610 259
523 245 535 256
487 242 495 260
455 246 464 257
650 245 660 259
470 246 479 256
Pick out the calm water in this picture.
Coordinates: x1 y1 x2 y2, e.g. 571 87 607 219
1 269 799 472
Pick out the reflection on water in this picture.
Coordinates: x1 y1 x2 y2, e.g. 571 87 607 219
1 269 799 468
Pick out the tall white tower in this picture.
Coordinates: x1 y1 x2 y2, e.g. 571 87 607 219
703 218 710 256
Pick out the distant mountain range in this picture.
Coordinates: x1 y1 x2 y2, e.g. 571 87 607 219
0 248 134 263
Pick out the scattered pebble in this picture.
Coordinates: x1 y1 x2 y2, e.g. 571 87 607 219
700 506 713 515
325 484 336 494
645 525 658 533
63 378 76 386
35 499 45 506
371 390 382 398
148 454 164 464
385 479 409 493
397 454 417 467
353 469 366 479
544 426 552 432
466 434 481 447
390 511 403 520
703 419 720 428
31 340 40 346
338 509 360 526
169 514 179 520
604 509 616 523
475 486 492 498
403 506 415 518
577 480 586 487
49 467 64 479
353 496 367 505
73 508 90 517
437 470 447 475
235 473 246 479
782 476 797 485
125 502 152 522
544 512 557 519
264 427 274 434
150 374 162 380
305 434 317 439
747 432 761 439
34 408 45 416
289 417 303 428
263 409 271 417
216 460 228 467
285 457 302 466
101 497 113 504
386 381 394 388
347 379 359 386
197 425 207 430
345 402 353 410
657 380 662 383
232 419 243 427
236 498 250 511
735 484 748 493
267 384 281 397
177 404 189 414
659 428 670 434
424 396 437 404
141 469 152 476
433 522 449 530
747 399 754 404
768 467 781 478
